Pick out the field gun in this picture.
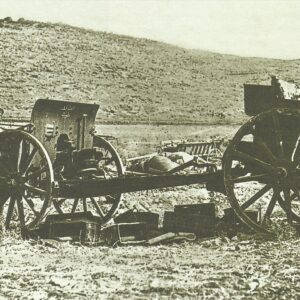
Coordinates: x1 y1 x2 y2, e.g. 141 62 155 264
0 99 217 232
1 76 300 236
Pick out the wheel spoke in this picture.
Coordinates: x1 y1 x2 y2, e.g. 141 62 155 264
103 149 109 158
53 199 64 214
262 191 278 223
24 183 47 196
82 198 87 212
230 173 271 184
254 138 277 163
231 149 275 173
26 166 47 180
5 196 16 229
90 197 105 218
55 198 68 214
277 188 300 223
104 157 114 166
0 195 10 228
291 133 300 162
17 139 24 172
22 147 38 174
272 111 285 159
0 204 3 230
103 171 113 179
23 195 39 217
241 184 272 210
283 188 293 223
58 198 67 205
71 198 79 213
290 188 300 201
16 195 25 228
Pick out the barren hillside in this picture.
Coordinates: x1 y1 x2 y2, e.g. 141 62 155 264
1 18 300 124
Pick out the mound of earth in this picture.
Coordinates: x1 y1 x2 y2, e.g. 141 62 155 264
1 17 300 124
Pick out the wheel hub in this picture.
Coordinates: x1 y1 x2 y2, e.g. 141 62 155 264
276 166 288 178
274 159 300 190
7 173 25 188
10 178 18 187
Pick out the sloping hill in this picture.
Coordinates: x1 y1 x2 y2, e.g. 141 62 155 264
0 18 300 124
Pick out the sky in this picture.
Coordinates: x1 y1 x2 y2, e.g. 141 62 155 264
0 0 300 59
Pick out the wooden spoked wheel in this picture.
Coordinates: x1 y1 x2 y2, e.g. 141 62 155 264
0 130 53 231
53 137 125 224
224 108 300 234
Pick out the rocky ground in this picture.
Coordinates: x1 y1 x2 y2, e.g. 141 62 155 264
2 235 300 299
1 17 300 124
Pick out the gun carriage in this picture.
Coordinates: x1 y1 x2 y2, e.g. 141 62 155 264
0 99 216 234
0 77 300 236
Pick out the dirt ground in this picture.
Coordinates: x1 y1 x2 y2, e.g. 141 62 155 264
1 187 300 299
97 123 238 158
1 125 300 299
1 236 300 299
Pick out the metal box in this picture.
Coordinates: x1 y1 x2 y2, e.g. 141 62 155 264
244 84 276 116
244 82 300 117
99 222 148 246
174 203 215 216
43 212 101 244
163 203 216 237
114 210 159 230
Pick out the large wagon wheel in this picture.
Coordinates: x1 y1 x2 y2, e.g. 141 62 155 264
53 137 124 224
0 130 53 232
224 108 300 234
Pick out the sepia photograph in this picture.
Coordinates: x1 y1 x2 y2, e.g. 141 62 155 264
0 0 300 298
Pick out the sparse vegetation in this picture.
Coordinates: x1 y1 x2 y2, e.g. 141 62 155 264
1 19 300 124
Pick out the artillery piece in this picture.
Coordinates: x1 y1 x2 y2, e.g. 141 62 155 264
0 99 216 233
1 76 300 236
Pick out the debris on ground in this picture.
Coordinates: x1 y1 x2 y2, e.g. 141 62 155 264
23 203 264 247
